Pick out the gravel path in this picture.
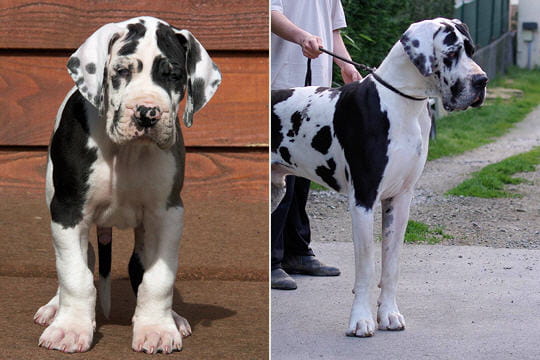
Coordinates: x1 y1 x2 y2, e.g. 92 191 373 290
307 105 540 249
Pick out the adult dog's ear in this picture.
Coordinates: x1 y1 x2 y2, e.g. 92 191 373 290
400 20 442 77
173 29 222 127
67 23 125 108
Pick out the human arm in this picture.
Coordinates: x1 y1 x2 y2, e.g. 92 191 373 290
332 29 362 83
271 10 323 59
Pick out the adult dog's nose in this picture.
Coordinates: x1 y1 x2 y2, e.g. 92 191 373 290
134 105 161 128
472 74 488 90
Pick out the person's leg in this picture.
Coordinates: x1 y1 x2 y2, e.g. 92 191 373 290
271 176 297 289
282 177 340 276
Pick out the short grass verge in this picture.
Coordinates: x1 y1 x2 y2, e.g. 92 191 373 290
446 146 540 198
404 220 453 244
428 68 540 160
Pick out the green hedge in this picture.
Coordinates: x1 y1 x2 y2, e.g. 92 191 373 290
334 0 454 85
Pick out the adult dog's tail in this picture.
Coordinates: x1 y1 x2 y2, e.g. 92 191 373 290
97 227 112 319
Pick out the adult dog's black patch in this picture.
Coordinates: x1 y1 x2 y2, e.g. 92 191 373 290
49 91 98 228
315 158 340 191
333 78 390 210
271 89 295 153
291 111 302 136
279 146 292 165
311 125 332 154
118 22 147 56
450 78 464 103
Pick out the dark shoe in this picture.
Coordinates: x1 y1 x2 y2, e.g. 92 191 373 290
271 268 297 290
282 255 340 276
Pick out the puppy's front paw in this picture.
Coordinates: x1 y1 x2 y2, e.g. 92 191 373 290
38 317 94 353
347 317 376 337
34 303 58 327
172 310 192 337
377 305 405 331
132 319 184 354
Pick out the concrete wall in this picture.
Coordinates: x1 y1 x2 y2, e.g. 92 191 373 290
517 0 540 68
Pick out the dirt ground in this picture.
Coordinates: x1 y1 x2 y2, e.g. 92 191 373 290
307 105 540 250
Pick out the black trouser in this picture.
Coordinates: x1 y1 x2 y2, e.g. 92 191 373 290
271 176 314 270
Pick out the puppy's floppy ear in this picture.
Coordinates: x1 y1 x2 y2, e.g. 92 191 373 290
400 20 442 77
67 23 124 108
173 29 222 128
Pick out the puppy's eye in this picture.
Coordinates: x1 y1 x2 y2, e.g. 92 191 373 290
117 67 130 76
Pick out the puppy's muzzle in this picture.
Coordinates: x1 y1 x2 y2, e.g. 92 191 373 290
134 105 162 128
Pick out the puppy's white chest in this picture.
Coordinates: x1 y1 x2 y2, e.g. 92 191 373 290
88 146 176 228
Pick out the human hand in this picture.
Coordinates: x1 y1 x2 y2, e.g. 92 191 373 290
340 63 362 84
300 34 323 59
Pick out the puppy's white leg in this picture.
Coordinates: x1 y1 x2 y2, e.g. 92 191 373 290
39 223 96 353
34 241 95 327
377 192 413 331
347 203 376 338
132 206 185 354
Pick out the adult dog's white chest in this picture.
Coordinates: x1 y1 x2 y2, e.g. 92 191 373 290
88 143 177 228
377 85 431 199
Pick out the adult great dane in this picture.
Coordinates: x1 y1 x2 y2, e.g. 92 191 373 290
271 18 487 337
33 16 221 353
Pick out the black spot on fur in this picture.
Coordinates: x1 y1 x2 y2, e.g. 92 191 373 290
85 63 96 74
190 77 207 111
311 126 332 155
153 23 188 95
412 39 420 47
49 91 97 228
271 89 294 153
450 78 464 103
279 146 292 164
291 111 302 136
344 167 349 182
413 53 427 75
287 130 294 137
332 78 390 209
67 56 80 75
128 252 144 294
137 59 143 72
443 31 458 46
315 158 340 191
108 33 121 54
167 121 185 209
118 23 147 56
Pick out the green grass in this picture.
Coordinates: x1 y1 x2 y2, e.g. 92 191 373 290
428 68 540 160
404 220 453 244
447 146 540 198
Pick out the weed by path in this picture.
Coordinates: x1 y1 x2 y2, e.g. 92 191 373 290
446 146 540 198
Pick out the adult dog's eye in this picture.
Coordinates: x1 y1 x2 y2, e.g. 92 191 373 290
447 50 459 59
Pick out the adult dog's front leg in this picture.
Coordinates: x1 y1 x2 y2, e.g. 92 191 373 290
132 206 186 354
377 192 413 331
347 204 376 337
38 223 96 353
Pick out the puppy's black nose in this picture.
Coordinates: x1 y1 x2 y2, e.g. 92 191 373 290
134 105 161 128
472 74 488 90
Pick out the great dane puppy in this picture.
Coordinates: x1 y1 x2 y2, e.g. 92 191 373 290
271 18 487 337
33 16 221 353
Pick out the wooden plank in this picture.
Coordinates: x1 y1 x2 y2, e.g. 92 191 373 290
0 149 268 202
0 0 268 50
0 53 268 147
